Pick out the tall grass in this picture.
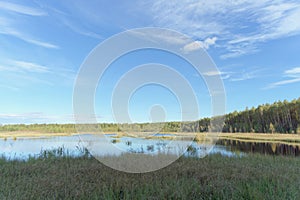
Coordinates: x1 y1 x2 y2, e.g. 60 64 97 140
0 152 299 199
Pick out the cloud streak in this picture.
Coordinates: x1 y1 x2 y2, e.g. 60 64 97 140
60 17 103 39
0 60 50 73
266 67 300 88
0 112 74 124
0 27 59 49
11 60 50 73
0 113 105 124
285 67 300 77
0 2 58 49
0 1 46 16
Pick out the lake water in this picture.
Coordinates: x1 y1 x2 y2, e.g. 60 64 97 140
217 139 300 156
0 134 299 160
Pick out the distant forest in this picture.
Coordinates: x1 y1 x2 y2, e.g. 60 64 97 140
1 98 300 134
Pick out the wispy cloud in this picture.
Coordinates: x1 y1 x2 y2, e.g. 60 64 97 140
230 72 258 82
0 112 75 124
0 60 50 73
0 113 105 124
266 67 300 88
202 70 223 76
0 60 52 90
128 28 189 45
20 36 59 49
0 1 46 16
284 67 300 77
195 70 233 80
0 83 19 91
0 2 58 49
37 2 103 40
267 78 300 88
0 58 76 89
60 17 103 39
0 27 59 49
198 65 264 82
147 0 300 58
0 112 46 119
11 60 50 73
215 68 264 82
1 72 54 86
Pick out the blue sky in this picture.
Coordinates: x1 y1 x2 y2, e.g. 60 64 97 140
0 0 300 124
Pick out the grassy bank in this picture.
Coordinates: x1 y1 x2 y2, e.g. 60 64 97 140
0 153 299 199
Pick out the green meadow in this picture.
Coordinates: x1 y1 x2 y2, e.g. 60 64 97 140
0 151 299 199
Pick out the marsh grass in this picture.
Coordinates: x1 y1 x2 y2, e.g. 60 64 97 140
0 150 299 199
111 139 121 144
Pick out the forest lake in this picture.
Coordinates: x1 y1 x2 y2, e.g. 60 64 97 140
1 133 300 160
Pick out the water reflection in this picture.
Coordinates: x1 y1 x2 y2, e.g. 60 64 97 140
0 134 237 159
217 139 300 156
1 134 299 160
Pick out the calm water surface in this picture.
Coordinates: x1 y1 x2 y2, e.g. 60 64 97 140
0 134 299 160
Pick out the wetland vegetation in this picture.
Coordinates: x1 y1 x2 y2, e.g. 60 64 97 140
0 151 299 199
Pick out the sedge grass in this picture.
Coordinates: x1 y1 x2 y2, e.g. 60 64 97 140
0 150 299 199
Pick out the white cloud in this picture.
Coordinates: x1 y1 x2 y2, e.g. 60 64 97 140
183 37 217 52
183 41 203 52
205 37 217 46
285 67 300 76
221 74 231 80
202 70 223 76
0 1 46 16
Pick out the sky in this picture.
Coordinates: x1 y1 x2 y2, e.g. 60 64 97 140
0 0 300 124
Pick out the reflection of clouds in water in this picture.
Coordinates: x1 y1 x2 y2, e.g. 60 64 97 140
0 135 245 160
2 141 14 151
0 136 83 159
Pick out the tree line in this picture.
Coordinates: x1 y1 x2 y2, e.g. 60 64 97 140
221 98 300 134
1 98 300 134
